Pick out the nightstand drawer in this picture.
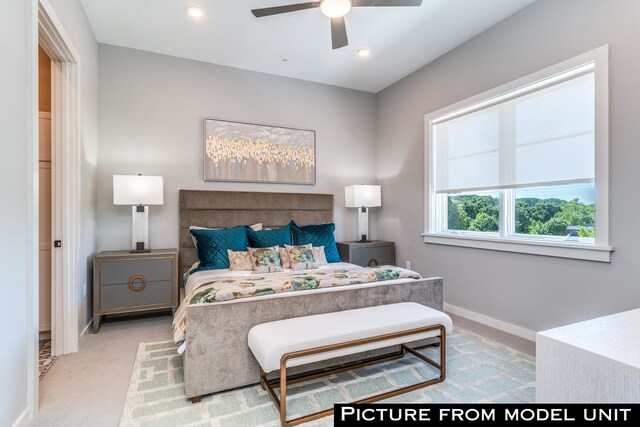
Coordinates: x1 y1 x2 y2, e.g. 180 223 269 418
99 257 173 286
351 246 394 267
337 241 395 268
99 280 173 311
93 249 178 333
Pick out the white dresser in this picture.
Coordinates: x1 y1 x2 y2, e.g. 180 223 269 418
536 308 640 403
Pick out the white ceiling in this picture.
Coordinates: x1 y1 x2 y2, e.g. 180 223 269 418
81 0 535 93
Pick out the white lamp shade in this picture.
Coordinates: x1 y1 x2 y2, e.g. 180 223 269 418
345 185 381 208
113 175 164 206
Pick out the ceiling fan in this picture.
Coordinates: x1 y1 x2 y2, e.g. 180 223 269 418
251 0 424 50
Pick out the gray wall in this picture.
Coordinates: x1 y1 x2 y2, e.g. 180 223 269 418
375 0 640 333
97 44 377 252
0 2 32 424
0 0 97 424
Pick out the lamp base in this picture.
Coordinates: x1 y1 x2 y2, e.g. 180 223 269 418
356 234 371 243
132 206 149 251
130 241 150 253
357 209 370 244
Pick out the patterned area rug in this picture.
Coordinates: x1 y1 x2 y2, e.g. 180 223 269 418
120 328 535 426
39 339 58 380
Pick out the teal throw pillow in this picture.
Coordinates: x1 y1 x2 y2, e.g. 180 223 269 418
190 226 248 272
290 221 341 263
245 224 292 248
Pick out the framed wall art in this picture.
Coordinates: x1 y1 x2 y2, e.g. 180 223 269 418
203 118 316 184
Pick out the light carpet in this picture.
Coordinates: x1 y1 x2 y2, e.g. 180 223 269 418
120 328 535 427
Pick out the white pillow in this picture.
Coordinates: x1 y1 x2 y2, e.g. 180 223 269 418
227 249 253 272
278 247 291 269
312 246 328 266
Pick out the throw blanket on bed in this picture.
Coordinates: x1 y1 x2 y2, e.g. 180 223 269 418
172 266 421 344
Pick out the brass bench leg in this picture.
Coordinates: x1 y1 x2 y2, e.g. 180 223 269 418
260 323 447 427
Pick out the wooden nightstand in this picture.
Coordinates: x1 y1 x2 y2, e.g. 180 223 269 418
336 241 395 267
92 248 178 333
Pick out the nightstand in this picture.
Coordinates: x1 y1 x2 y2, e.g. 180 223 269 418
336 241 395 267
92 248 178 333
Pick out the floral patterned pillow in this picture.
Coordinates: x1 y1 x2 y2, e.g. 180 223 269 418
285 244 317 271
227 250 253 272
248 246 283 273
278 247 291 269
311 246 328 266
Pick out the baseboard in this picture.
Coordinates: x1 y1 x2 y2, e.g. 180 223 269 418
444 303 537 342
11 407 29 427
81 318 93 337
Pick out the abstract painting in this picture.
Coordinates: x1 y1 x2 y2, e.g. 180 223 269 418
204 118 316 184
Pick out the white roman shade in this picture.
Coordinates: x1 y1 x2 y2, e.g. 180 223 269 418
433 65 595 194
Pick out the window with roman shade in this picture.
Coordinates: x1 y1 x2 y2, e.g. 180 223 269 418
424 46 612 262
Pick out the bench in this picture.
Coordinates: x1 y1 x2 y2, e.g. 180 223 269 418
248 302 453 427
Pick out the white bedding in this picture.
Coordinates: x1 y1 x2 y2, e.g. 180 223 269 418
183 262 423 304
175 262 428 354
185 262 353 294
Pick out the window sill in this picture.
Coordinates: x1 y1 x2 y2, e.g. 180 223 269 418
422 233 613 262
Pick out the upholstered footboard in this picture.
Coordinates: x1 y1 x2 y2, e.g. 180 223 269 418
182 277 443 399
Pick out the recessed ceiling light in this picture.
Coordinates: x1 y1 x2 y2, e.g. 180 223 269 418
320 0 352 18
357 48 371 57
186 6 203 18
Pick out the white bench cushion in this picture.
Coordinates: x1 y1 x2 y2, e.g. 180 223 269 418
248 302 452 373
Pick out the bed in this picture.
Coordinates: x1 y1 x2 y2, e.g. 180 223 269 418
177 190 444 399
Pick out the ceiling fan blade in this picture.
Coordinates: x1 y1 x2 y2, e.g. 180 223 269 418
352 0 423 6
330 16 348 49
251 2 321 17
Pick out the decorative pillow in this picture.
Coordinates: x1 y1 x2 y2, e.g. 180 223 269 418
190 226 249 271
248 246 283 273
290 221 341 263
312 246 328 266
246 224 292 248
185 261 201 280
285 244 317 270
278 247 291 269
190 223 261 246
227 250 253 272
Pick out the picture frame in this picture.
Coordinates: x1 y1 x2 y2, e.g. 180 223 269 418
203 118 316 184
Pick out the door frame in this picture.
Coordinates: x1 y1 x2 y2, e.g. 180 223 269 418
28 0 82 419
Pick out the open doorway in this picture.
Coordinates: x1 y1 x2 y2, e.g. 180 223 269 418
37 44 57 380
29 0 83 418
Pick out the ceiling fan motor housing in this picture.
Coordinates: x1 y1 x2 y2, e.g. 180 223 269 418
251 0 424 50
320 0 352 18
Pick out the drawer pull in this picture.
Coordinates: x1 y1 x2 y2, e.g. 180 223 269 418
128 275 147 292
368 258 379 267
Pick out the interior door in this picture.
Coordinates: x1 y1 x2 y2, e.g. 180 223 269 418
39 112 52 332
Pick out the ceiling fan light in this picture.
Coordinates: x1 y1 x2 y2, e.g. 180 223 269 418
320 0 352 18
186 6 203 18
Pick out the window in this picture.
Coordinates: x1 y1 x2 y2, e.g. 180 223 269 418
424 46 612 262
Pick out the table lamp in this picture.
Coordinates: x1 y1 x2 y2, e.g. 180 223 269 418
113 174 164 252
345 184 381 243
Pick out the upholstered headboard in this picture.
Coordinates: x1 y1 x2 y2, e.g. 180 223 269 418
179 190 334 281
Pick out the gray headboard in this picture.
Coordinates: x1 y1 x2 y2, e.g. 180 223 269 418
179 190 334 281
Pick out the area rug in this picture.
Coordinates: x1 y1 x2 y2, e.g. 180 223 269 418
120 328 535 426
39 338 58 380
